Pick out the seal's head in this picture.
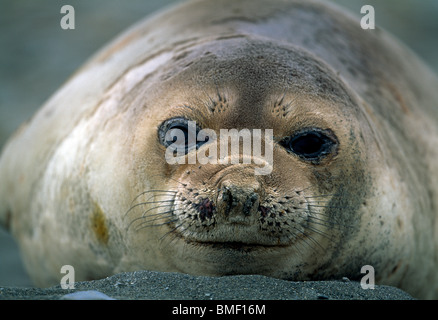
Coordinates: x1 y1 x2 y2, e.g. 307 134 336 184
123 37 383 281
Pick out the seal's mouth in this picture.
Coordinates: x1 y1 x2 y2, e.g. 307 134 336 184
170 223 294 251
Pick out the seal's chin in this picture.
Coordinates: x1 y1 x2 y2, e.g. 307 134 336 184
167 228 298 278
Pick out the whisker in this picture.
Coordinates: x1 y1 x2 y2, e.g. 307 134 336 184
307 204 353 210
292 241 304 257
135 218 179 232
141 204 179 218
303 224 332 240
162 176 190 188
126 200 182 230
304 194 338 199
307 215 340 229
159 223 184 241
133 215 175 230
133 209 182 230
305 202 336 208
285 229 316 258
293 229 320 253
296 185 313 193
141 193 178 204
301 230 324 252
124 199 178 218
307 209 354 230
159 224 186 248
127 211 175 231
130 189 177 204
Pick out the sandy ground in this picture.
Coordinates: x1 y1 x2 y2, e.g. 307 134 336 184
0 270 414 300
0 0 437 296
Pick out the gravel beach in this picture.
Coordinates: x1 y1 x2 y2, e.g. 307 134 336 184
0 270 414 300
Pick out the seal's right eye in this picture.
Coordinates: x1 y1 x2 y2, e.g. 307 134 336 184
158 118 206 154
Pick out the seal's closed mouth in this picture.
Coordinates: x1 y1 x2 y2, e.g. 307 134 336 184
174 227 293 250
167 210 302 250
185 240 287 252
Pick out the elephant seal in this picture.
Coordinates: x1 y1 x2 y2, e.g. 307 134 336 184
1 0 437 299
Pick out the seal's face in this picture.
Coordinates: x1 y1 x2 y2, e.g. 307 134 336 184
127 38 374 280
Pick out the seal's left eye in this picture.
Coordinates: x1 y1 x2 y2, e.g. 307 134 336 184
280 129 337 162
158 117 207 154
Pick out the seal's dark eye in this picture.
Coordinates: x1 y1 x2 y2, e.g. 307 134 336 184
281 129 337 161
158 117 208 154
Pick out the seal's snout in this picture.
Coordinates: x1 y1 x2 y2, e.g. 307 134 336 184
216 178 262 223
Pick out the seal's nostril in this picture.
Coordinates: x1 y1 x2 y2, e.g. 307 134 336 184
196 198 215 221
220 186 234 216
243 192 259 216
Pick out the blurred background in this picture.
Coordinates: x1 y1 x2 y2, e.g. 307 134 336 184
0 0 437 287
